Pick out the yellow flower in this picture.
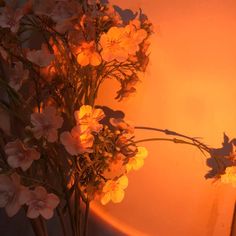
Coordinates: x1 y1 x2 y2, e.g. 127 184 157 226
221 166 236 187
101 175 128 205
126 147 148 172
100 27 128 62
74 105 105 133
76 41 101 67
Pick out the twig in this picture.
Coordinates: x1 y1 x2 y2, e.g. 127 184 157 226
135 126 211 152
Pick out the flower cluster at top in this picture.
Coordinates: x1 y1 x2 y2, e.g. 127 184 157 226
0 0 151 221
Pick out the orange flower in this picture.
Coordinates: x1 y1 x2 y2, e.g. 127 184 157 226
122 23 147 55
60 126 94 156
126 147 148 172
74 105 105 133
101 175 128 205
100 27 128 62
221 166 236 187
76 41 101 67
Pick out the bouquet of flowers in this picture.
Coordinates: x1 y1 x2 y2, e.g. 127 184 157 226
0 0 235 236
0 0 152 235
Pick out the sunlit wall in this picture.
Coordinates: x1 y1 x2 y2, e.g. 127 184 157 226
93 0 236 235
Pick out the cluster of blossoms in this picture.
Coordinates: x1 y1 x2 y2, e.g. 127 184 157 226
205 134 236 187
0 0 151 234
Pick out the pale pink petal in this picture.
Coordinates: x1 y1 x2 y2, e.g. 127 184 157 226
46 128 58 143
0 175 13 192
34 186 47 199
44 106 57 117
18 189 32 205
10 173 21 186
27 206 40 219
5 197 21 217
46 193 59 208
7 155 21 169
54 116 63 129
20 160 34 171
39 207 53 220
31 127 44 139
28 149 40 160
31 113 44 127
60 132 78 155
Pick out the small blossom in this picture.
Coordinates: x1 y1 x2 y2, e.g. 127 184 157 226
74 105 105 133
122 23 147 55
0 6 23 33
110 118 134 134
5 140 40 171
60 126 94 155
221 166 236 187
31 106 63 142
126 147 148 172
8 62 29 91
100 27 128 62
76 41 101 67
102 153 126 179
101 175 128 205
27 44 54 67
25 186 59 220
0 173 27 217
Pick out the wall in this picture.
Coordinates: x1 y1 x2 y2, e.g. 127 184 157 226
93 0 236 235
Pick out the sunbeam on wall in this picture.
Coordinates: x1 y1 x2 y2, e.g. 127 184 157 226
94 0 236 235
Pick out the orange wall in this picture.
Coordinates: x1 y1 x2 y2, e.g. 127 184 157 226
93 1 236 235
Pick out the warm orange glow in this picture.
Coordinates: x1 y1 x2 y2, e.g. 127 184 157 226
94 0 236 235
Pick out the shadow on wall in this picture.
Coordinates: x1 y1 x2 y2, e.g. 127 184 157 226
0 208 125 236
